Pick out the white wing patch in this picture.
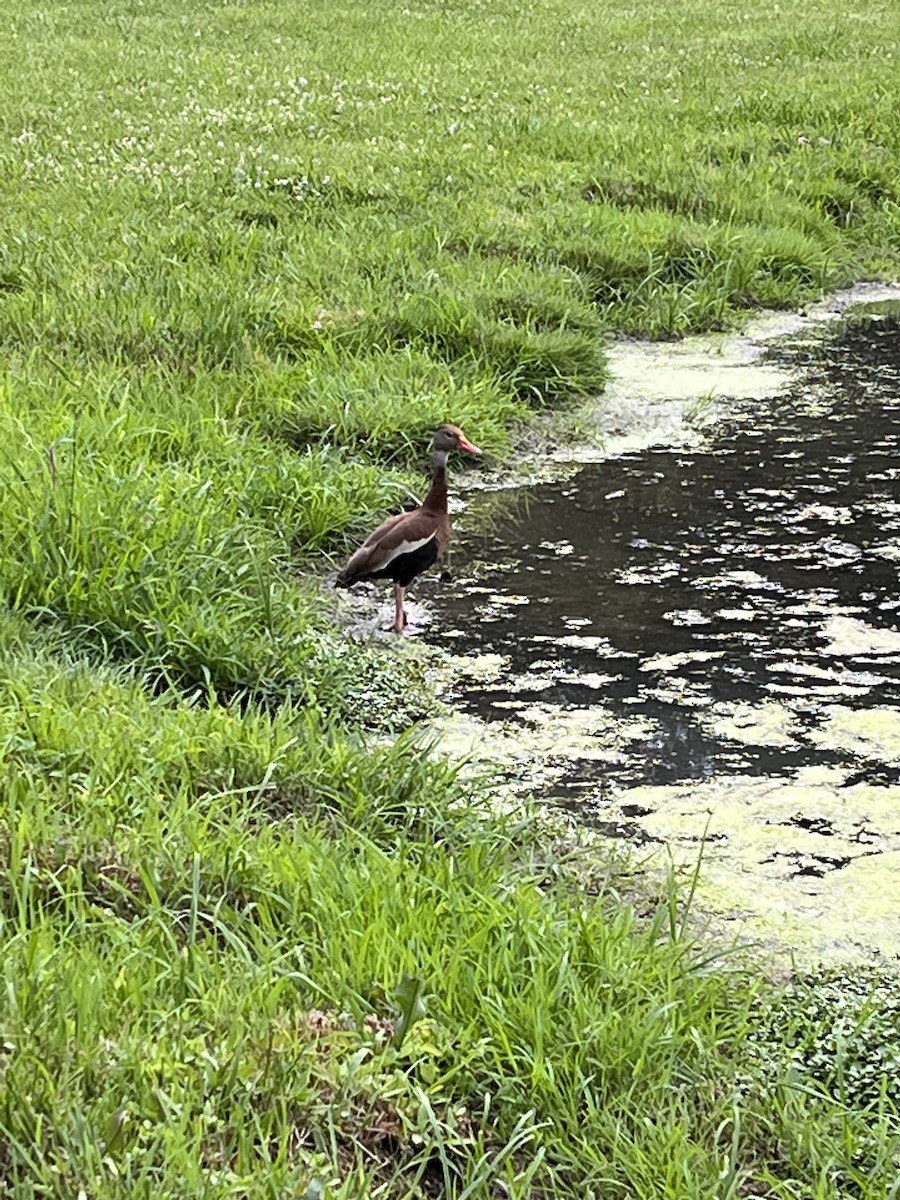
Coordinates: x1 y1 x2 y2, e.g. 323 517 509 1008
378 534 437 569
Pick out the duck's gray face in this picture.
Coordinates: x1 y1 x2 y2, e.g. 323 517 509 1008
433 424 481 455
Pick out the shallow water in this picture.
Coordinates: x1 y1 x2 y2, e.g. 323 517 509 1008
426 311 900 965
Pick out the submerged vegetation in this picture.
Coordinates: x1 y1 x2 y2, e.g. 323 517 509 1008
1 0 899 1193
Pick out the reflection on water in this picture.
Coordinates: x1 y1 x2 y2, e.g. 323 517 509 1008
427 316 900 799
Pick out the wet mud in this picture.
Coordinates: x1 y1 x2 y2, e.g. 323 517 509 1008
424 285 900 968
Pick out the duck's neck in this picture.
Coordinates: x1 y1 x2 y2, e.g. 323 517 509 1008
422 449 449 512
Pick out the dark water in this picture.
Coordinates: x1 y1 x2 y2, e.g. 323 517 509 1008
426 316 900 800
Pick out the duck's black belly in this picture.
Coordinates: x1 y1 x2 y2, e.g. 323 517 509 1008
371 536 440 586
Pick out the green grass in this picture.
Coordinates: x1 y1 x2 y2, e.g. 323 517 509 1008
2 0 900 1193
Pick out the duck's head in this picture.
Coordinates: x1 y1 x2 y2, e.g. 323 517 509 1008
432 424 481 456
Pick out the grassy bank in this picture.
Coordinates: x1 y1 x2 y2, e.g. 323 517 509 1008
2 0 900 1194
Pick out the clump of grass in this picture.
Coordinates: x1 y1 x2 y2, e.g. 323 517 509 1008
248 348 520 462
266 255 608 405
461 204 852 336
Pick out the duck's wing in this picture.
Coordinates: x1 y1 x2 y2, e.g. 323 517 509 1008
335 508 436 586
359 510 410 548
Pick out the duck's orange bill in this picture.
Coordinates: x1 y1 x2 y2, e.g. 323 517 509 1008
457 436 482 454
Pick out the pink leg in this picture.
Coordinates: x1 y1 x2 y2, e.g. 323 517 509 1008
393 583 407 633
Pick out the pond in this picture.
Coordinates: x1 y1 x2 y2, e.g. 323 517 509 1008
425 296 900 967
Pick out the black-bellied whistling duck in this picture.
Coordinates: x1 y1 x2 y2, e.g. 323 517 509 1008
335 424 481 632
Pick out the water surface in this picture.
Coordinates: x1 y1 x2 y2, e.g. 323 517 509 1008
426 313 900 963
